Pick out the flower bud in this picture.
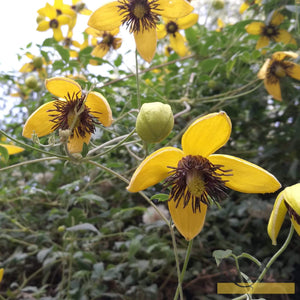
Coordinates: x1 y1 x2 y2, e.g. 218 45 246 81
33 57 44 69
136 102 174 143
25 75 38 89
212 0 224 9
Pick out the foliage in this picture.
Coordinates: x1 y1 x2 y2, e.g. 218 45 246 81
0 0 300 299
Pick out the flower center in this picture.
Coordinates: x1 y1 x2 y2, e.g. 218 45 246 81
102 32 114 46
117 0 161 33
50 19 59 28
285 201 300 225
164 155 232 213
274 64 286 78
263 24 279 39
47 91 100 139
166 21 178 35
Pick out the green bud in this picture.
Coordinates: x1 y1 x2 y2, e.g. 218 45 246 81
212 0 224 9
58 225 66 232
25 75 38 89
136 102 174 143
33 57 44 69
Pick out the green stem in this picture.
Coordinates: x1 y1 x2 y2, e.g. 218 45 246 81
135 49 141 109
174 239 194 300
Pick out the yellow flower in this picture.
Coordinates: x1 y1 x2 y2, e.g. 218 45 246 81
258 51 300 101
239 0 261 14
37 3 72 41
245 11 296 49
22 77 113 154
127 112 281 240
0 143 24 156
86 27 122 58
268 183 300 245
70 0 92 15
216 18 225 32
88 0 194 63
0 268 3 283
157 13 198 57
19 53 48 79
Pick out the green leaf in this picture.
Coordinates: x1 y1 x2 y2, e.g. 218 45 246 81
55 45 70 62
150 193 169 202
212 249 232 266
0 145 9 162
66 223 101 235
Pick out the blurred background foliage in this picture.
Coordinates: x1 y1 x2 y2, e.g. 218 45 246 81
0 0 300 299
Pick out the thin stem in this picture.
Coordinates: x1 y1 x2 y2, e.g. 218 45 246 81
135 49 141 109
174 239 194 300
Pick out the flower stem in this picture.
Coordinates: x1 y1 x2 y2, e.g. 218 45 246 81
135 49 141 110
174 239 194 300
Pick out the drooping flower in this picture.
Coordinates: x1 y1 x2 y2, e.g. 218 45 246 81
22 77 113 154
239 0 261 15
258 51 300 101
127 112 281 240
157 13 198 56
88 0 194 62
37 3 73 41
85 27 122 58
245 11 296 49
268 183 300 245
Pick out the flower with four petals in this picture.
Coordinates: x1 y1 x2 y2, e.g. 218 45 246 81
127 111 281 240
22 77 113 154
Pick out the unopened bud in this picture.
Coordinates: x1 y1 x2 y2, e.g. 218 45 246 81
136 102 174 143
212 0 224 9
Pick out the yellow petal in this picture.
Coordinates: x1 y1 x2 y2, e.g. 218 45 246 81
127 147 184 193
177 13 199 30
274 30 294 45
57 15 71 26
37 20 50 32
291 218 300 236
92 44 109 58
67 133 91 154
239 2 249 14
283 183 300 216
85 91 113 127
52 28 64 42
245 22 264 35
182 111 231 157
287 62 300 80
0 268 3 283
256 36 270 49
0 144 24 155
88 2 122 31
44 3 57 19
264 77 282 101
23 101 58 138
257 59 270 79
267 191 287 245
19 63 34 73
270 11 285 26
208 154 281 193
272 51 298 61
168 197 207 240
134 28 157 63
156 24 167 39
169 32 188 56
45 77 82 98
158 0 194 19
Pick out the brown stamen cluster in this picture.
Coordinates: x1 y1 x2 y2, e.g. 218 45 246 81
166 21 179 36
267 60 294 83
262 25 279 39
164 155 232 213
48 91 100 139
117 0 161 33
50 19 59 28
285 201 300 225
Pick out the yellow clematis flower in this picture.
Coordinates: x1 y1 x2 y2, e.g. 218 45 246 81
88 0 194 63
258 51 300 101
245 11 296 49
37 3 72 41
19 53 49 79
157 13 198 57
70 0 92 16
268 183 300 245
127 111 281 240
239 0 261 15
22 77 113 154
86 27 122 58
0 143 24 156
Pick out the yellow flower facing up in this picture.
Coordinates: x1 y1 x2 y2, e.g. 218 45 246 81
88 0 194 62
37 3 73 41
245 11 296 49
157 13 198 57
239 0 261 15
127 112 281 240
22 77 113 154
258 51 300 101
86 27 122 58
268 183 300 245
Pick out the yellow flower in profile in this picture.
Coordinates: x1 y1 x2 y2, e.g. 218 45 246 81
0 268 3 283
0 143 24 156
37 3 72 41
86 27 122 58
127 112 281 240
88 0 194 62
268 183 300 245
245 11 296 49
23 77 113 154
258 51 300 101
239 0 261 14
157 13 198 57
